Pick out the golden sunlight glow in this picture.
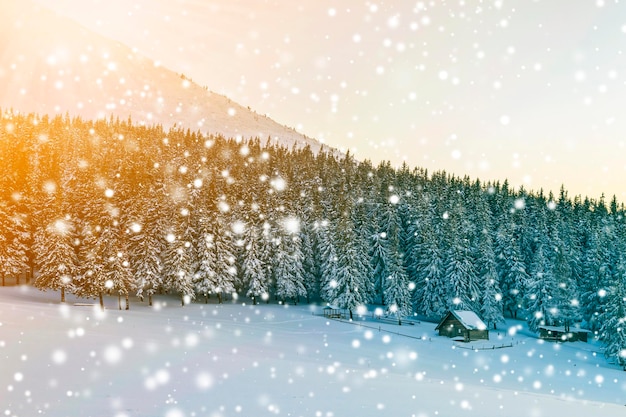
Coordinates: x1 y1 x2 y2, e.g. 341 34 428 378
2 0 625 198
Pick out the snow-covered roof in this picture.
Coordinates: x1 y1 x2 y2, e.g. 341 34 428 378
449 310 487 331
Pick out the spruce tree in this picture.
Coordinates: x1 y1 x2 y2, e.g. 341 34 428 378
444 208 480 312
599 254 626 370
413 220 447 318
494 226 528 319
379 199 411 324
242 222 269 305
274 232 307 304
32 210 77 302
163 207 196 306
0 201 29 286
525 238 558 332
477 230 504 329
324 192 370 320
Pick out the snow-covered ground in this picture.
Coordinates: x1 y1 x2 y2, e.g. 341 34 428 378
1 286 625 417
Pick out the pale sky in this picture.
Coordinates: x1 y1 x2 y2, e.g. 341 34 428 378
33 0 626 200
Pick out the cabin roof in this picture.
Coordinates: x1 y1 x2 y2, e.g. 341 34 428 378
436 310 487 331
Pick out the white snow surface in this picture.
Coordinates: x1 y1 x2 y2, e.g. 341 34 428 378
1 286 625 417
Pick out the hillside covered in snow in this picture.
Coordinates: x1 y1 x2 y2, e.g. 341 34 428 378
0 1 328 154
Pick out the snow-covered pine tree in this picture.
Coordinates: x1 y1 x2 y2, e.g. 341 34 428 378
369 219 389 305
444 207 480 312
384 259 411 325
557 189 584 302
472 190 504 329
379 197 411 325
299 220 320 303
494 225 528 319
241 222 269 305
128 191 165 306
323 187 371 320
541 195 581 331
75 221 108 310
107 175 143 311
477 230 504 329
104 242 134 310
525 236 559 332
0 115 32 286
580 201 615 331
350 194 375 304
599 252 626 370
192 206 216 304
32 207 77 302
273 229 307 304
0 201 29 286
579 227 604 329
163 206 196 306
551 236 581 330
279 159 321 304
193 201 236 304
512 187 536 275
317 218 338 302
31 157 81 301
413 215 447 318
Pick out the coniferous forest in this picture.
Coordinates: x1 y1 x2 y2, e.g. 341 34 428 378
1 110 626 368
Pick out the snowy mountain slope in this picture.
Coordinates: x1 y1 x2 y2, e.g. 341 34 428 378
0 1 329 154
1 286 624 417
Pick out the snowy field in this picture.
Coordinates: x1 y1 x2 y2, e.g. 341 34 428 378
1 286 625 417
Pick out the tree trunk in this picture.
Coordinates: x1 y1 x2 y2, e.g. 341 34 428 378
205 294 209 304
217 293 222 304
1 272 4 286
349 309 353 320
99 293 104 311
493 323 497 330
149 293 153 306
61 287 65 303
16 272 20 285
252 296 257 306
125 294 129 310
181 294 185 306
118 294 122 310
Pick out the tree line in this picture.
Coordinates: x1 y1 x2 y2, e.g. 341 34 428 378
1 110 625 368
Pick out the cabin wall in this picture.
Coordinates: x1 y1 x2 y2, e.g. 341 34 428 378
438 317 465 338
468 329 489 341
538 328 588 343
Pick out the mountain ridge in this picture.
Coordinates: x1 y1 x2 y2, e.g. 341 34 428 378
0 0 332 154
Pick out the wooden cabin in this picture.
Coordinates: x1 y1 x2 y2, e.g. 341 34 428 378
435 310 489 342
323 305 343 319
538 325 592 342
